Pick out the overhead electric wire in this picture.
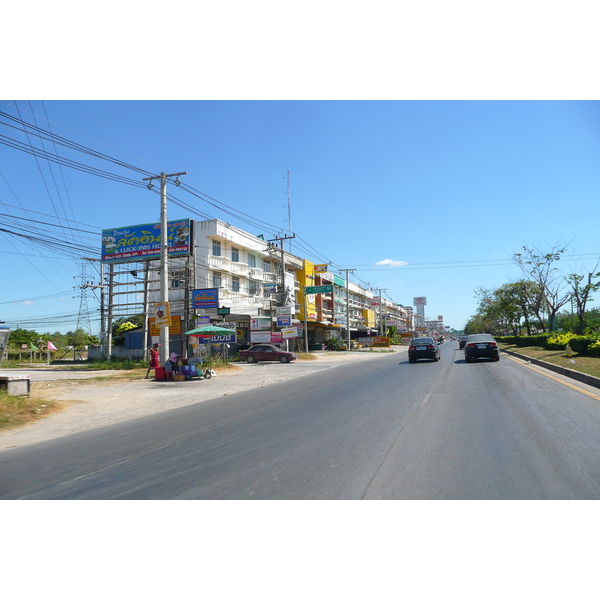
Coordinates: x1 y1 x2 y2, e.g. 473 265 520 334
0 109 155 178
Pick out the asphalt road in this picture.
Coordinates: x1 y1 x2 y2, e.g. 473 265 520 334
2 343 600 499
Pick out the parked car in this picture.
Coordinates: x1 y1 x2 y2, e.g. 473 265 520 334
408 337 440 362
459 335 469 349
464 334 500 362
239 344 297 364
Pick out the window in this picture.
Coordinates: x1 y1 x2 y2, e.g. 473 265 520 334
170 270 185 288
232 276 240 292
231 247 239 262
248 254 256 268
263 259 271 273
213 273 221 288
212 240 221 256
249 280 260 296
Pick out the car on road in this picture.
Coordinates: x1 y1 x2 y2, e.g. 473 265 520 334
464 334 500 362
408 337 440 363
459 335 469 349
239 344 297 364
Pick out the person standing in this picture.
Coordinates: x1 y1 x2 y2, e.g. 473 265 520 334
146 343 160 378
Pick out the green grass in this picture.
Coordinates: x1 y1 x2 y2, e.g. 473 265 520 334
499 343 600 379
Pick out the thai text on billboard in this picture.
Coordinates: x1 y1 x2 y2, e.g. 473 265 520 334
192 288 219 309
101 219 190 263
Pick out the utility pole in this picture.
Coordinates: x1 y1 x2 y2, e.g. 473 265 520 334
339 268 355 350
143 171 187 364
81 257 106 358
267 233 296 307
376 288 386 337
268 233 296 350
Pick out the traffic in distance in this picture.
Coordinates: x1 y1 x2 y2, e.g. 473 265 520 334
408 334 500 363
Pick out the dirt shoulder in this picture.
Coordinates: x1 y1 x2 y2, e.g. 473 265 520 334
0 349 402 451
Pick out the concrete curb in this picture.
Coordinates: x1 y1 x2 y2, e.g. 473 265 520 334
500 348 600 390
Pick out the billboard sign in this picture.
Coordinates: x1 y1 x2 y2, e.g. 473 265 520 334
101 219 190 263
250 331 271 343
277 315 292 327
153 301 171 328
413 297 427 306
192 288 219 309
197 333 236 344
251 318 271 330
149 315 181 336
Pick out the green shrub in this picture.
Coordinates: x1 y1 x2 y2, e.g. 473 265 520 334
546 333 578 350
588 341 600 357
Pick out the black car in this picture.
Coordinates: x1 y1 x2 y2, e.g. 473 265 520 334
458 335 469 349
408 337 440 362
464 334 500 362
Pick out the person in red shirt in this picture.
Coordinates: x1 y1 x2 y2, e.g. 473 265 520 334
146 343 160 378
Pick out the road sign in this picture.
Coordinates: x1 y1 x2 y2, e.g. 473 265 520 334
305 285 333 294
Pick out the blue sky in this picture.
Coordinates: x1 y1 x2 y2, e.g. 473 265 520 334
2 99 600 334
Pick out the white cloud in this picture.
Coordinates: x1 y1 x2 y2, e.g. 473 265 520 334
18 300 35 305
375 259 409 267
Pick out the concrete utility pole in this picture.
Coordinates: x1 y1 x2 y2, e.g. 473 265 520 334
81 257 106 358
376 288 386 336
143 171 187 364
338 268 355 350
268 233 296 349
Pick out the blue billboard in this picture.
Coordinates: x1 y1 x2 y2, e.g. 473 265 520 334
101 219 190 263
192 288 219 309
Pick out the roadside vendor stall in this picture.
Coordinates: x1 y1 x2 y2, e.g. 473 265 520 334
184 325 237 377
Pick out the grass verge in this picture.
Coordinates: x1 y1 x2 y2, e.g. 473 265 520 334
0 388 66 432
499 344 600 379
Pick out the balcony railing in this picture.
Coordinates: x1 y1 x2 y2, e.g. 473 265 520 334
248 267 264 280
231 263 249 276
208 255 230 270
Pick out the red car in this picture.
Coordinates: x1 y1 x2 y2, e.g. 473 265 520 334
239 344 297 364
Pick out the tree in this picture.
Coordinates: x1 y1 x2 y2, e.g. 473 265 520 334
565 268 600 334
66 329 93 349
513 244 572 332
7 328 39 348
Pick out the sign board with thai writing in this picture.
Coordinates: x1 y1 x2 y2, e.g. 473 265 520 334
281 328 298 339
413 296 427 306
102 219 190 263
314 264 328 272
372 337 390 347
192 288 219 309
197 333 236 344
305 285 333 294
251 331 271 343
276 306 292 316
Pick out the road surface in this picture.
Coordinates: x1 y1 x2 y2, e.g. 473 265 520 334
2 343 600 499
